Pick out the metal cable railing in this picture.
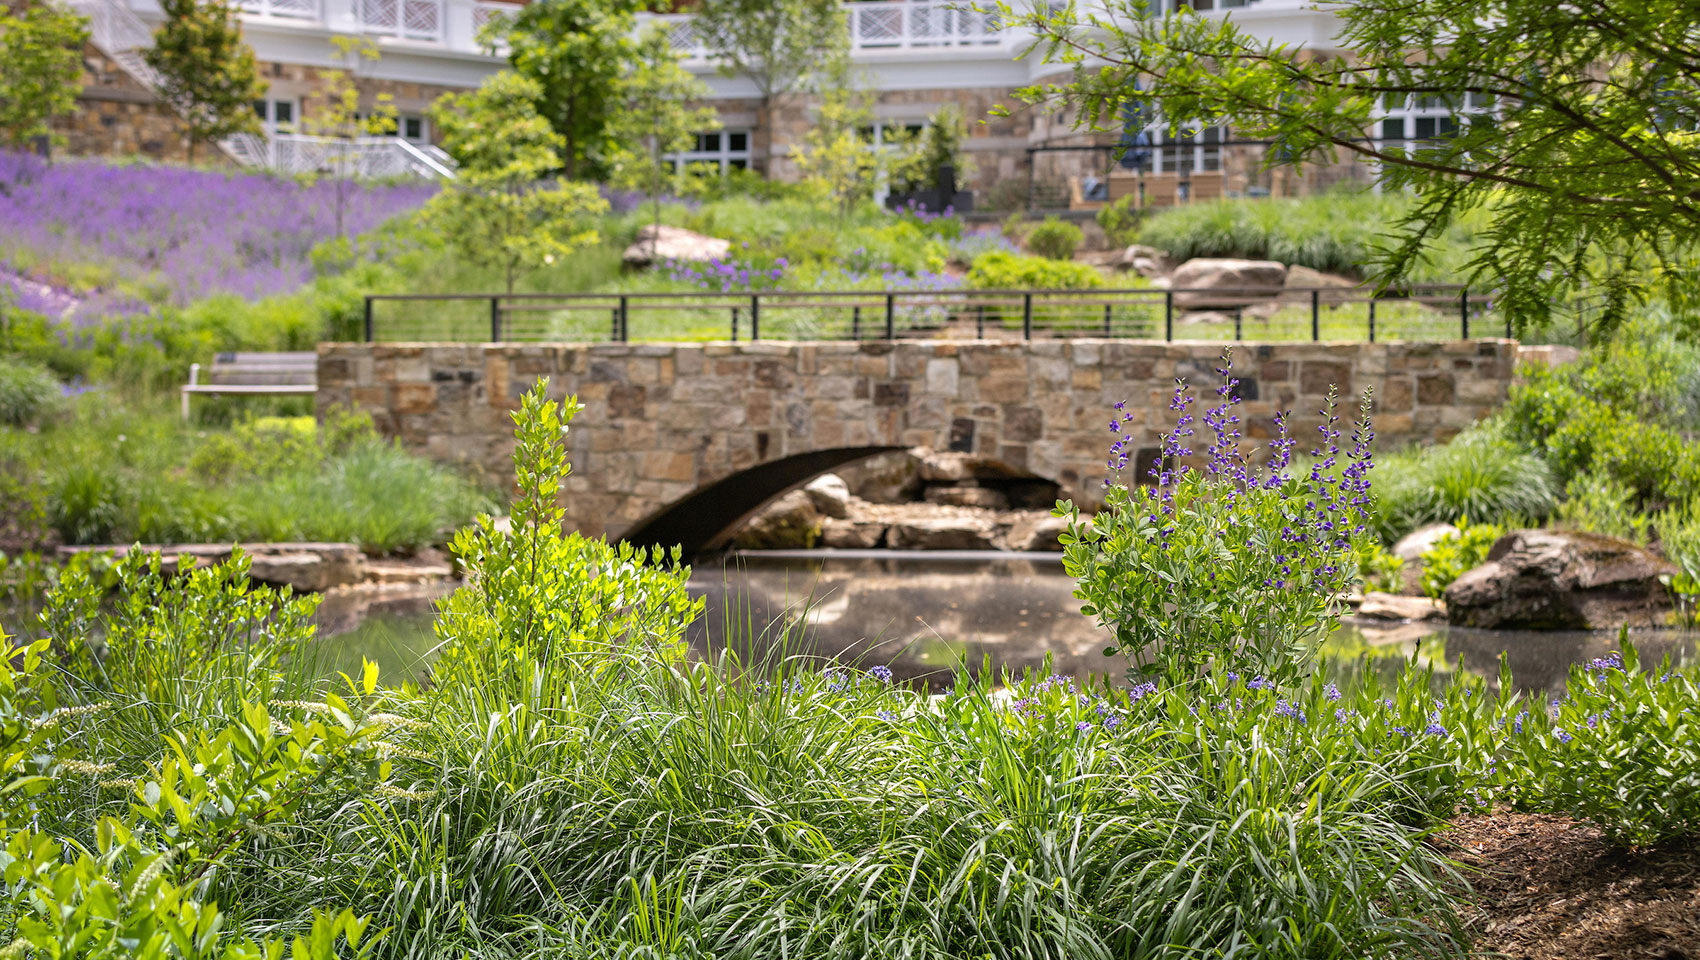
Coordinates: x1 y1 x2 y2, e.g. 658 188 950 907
362 285 1507 343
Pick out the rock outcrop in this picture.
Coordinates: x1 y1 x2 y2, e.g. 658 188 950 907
1169 258 1288 308
886 515 1000 550
1444 529 1677 629
622 224 732 269
732 490 820 549
1357 592 1446 622
802 473 852 519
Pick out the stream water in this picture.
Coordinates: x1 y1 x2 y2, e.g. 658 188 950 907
7 550 1694 695
303 550 1700 696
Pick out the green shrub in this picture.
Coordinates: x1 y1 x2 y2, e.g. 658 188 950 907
1419 518 1505 598
1025 215 1083 260
1661 500 1700 625
1096 194 1141 245
1555 471 1653 543
1355 539 1405 593
1371 424 1557 542
0 357 61 427
1504 310 1700 508
966 249 1105 290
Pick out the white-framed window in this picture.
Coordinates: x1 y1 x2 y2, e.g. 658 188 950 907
251 97 297 132
399 114 430 144
1376 92 1491 148
1146 123 1225 174
858 121 926 149
668 130 751 174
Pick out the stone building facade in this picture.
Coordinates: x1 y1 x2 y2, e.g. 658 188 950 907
317 337 1524 541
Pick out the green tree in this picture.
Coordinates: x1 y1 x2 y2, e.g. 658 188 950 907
303 36 397 242
890 102 974 196
607 24 720 248
1003 0 1700 336
0 1 88 150
425 71 608 294
143 0 266 162
695 0 848 174
485 0 638 180
791 52 879 220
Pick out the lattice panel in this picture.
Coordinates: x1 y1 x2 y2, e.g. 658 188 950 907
853 6 903 43
402 0 441 38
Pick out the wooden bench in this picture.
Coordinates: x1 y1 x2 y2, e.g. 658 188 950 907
180 351 316 420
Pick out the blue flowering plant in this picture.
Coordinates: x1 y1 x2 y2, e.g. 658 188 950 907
1497 640 1700 846
1059 351 1376 686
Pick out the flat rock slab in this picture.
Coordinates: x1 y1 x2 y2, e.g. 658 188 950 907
1444 529 1676 629
1357 592 1447 622
622 224 732 269
58 542 365 592
364 560 456 585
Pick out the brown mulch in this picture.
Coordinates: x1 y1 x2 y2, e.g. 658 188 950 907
1439 813 1700 959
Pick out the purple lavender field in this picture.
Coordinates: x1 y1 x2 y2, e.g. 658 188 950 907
0 151 435 321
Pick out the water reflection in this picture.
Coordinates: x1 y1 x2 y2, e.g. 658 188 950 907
4 550 1694 696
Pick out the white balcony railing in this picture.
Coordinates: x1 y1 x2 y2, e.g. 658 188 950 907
357 0 444 41
249 134 458 179
238 0 321 21
653 1 1016 61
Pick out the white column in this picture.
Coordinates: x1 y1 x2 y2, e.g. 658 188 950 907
444 0 479 55
322 0 359 33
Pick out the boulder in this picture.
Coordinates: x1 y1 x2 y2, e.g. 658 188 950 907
819 519 887 549
923 484 1010 509
1121 244 1174 278
622 224 732 269
1444 529 1678 630
56 541 365 592
1357 592 1446 622
732 490 820 549
1393 522 1459 562
1169 258 1288 308
1282 264 1360 304
1005 513 1069 552
916 450 1019 483
887 515 1000 550
802 473 852 519
838 450 922 504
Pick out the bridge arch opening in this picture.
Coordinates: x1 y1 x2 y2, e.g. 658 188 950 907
618 447 1064 556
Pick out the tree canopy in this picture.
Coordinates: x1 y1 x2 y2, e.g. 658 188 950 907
1003 0 1700 335
487 0 640 180
143 0 266 160
0 1 88 150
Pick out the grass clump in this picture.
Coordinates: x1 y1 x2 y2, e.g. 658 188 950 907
0 356 61 427
0 402 489 552
1137 190 1480 281
1370 423 1556 542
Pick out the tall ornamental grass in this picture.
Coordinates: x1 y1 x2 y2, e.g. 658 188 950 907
1136 191 1480 281
1369 422 1558 542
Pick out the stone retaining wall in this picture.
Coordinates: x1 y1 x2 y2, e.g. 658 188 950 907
317 339 1522 540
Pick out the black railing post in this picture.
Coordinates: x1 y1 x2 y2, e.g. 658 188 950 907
750 295 760 340
490 296 501 343
1367 299 1376 343
1164 290 1174 341
619 295 629 342
976 303 984 338
852 305 861 340
1505 307 1513 340
731 307 739 342
884 294 895 339
363 296 374 342
1103 302 1112 337
1310 289 1320 341
1022 292 1033 340
1234 307 1242 341
1460 287 1470 338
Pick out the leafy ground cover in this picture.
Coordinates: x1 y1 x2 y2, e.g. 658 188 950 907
0 381 1694 959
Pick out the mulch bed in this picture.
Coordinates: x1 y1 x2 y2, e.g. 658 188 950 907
1440 813 1700 959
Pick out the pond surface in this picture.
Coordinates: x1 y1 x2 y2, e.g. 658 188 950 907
305 551 1700 696
6 550 1695 696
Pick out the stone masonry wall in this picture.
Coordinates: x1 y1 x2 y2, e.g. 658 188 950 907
317 339 1521 540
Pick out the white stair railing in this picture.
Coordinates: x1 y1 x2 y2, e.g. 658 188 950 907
59 0 455 179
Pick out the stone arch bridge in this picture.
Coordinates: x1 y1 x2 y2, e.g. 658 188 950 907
316 338 1521 553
